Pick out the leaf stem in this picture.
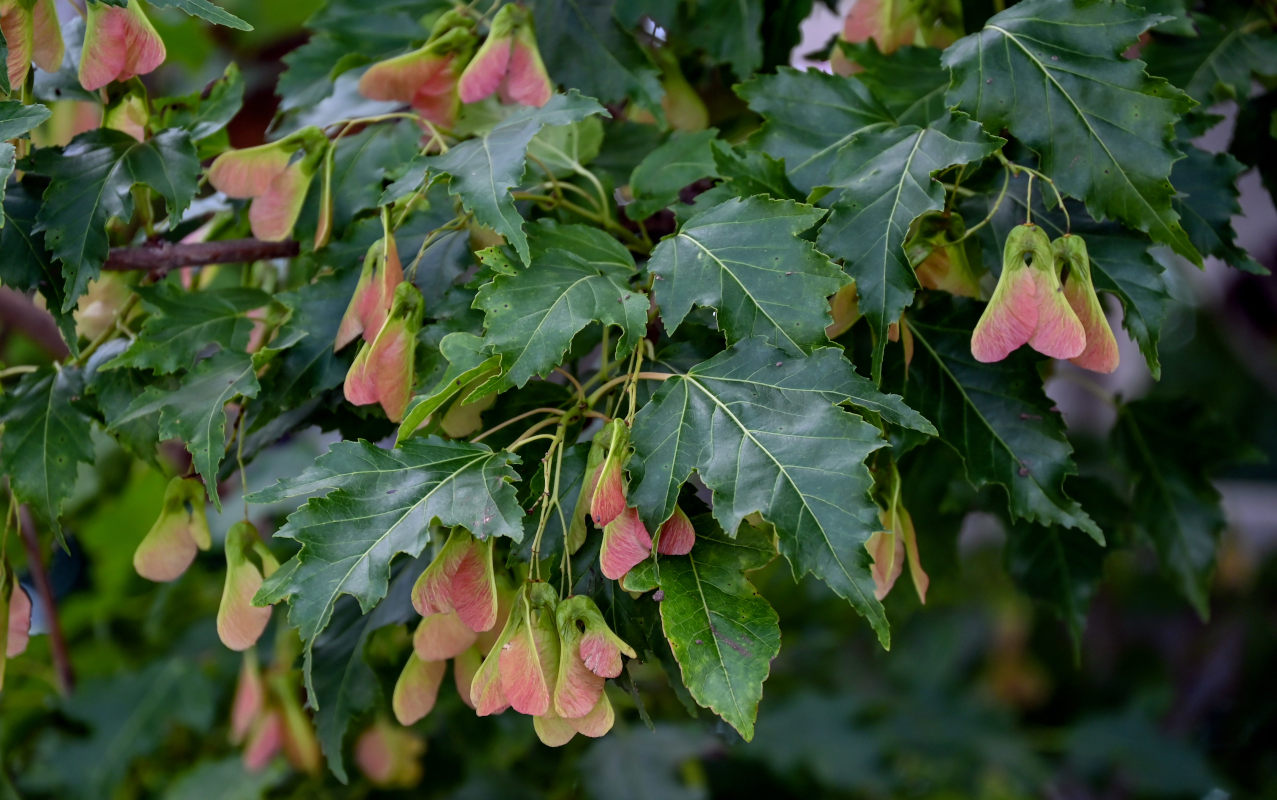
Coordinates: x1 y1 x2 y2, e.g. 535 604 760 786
0 365 38 381
325 112 424 139
938 183 978 198
537 179 603 211
472 407 565 444
405 218 467 278
945 164 967 214
420 119 450 154
552 366 586 403
549 433 567 574
585 371 672 409
949 167 1012 247
506 431 559 453
234 402 250 520
511 192 646 250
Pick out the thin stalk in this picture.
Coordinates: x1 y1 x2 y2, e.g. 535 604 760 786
945 164 967 214
537 179 603 211
18 505 74 694
548 435 568 592
234 403 250 520
1025 174 1035 225
998 153 1071 231
74 294 139 367
0 365 39 381
471 407 565 444
585 371 672 409
552 367 586 403
406 219 467 278
506 431 559 453
950 167 1012 246
512 193 646 249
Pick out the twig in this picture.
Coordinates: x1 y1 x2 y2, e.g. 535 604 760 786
0 289 70 359
18 506 74 694
103 238 301 277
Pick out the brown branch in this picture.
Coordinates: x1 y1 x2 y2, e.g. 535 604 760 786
0 288 71 360
1 239 298 358
18 506 74 695
104 238 301 277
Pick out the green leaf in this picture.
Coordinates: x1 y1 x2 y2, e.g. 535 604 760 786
148 0 253 29
423 92 607 264
25 659 215 800
475 222 646 391
325 121 423 239
629 339 890 645
163 757 288 800
0 101 52 140
276 36 351 112
1172 145 1267 275
1139 0 1195 36
30 129 201 311
827 364 936 436
85 340 163 464
0 367 94 534
1113 399 1227 617
0 184 75 348
309 555 423 781
710 140 803 202
627 129 720 221
817 113 1003 379
943 0 1197 261
1004 517 1104 653
527 117 604 179
397 332 501 444
532 0 663 114
106 284 273 374
113 351 261 506
249 438 523 663
623 520 780 740
154 63 246 143
265 273 356 406
1143 12 1277 106
838 43 949 126
683 0 764 77
904 305 1102 542
736 67 893 195
649 196 847 355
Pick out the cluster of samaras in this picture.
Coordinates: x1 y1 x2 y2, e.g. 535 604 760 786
971 224 1119 373
381 419 699 748
201 4 554 245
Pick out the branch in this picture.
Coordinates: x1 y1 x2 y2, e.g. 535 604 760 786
18 506 74 695
104 238 301 276
0 288 71 359
1 239 298 356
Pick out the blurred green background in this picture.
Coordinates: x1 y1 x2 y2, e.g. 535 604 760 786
2 1 1277 798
